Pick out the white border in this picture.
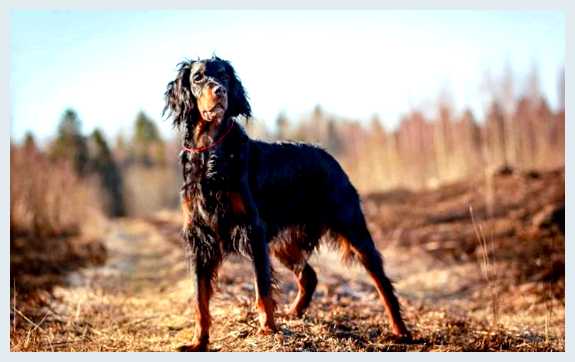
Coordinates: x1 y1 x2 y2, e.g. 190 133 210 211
1 1 571 360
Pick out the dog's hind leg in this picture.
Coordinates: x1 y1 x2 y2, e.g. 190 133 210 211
288 263 317 317
274 255 318 318
334 203 410 339
271 229 321 318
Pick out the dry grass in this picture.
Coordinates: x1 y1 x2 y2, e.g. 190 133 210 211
469 204 499 328
10 169 564 352
122 165 180 216
10 144 108 296
10 144 104 238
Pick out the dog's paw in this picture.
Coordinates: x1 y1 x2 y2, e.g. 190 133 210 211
178 342 208 352
258 324 277 336
285 307 305 320
391 331 413 344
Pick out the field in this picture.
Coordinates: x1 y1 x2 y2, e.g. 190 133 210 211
9 9 566 353
10 168 564 352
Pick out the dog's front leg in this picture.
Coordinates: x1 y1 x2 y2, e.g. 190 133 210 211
235 173 276 334
247 219 277 334
179 260 217 352
178 224 220 352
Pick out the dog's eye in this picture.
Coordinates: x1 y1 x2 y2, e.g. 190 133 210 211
192 73 204 82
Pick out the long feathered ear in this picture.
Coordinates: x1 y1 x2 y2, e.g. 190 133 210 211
163 60 196 129
221 59 252 119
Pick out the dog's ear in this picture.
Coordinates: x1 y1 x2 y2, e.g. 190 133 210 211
220 58 252 120
163 60 196 129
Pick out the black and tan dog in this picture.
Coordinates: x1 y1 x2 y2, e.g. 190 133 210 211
164 56 410 351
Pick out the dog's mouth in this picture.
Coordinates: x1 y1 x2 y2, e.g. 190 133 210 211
209 104 225 112
202 104 226 122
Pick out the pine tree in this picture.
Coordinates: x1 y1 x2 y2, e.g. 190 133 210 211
88 129 126 217
50 109 89 175
130 111 165 166
23 131 37 153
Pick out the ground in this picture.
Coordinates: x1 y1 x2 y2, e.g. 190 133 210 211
10 168 565 351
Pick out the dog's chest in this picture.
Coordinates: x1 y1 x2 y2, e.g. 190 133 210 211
181 148 246 223
182 146 244 186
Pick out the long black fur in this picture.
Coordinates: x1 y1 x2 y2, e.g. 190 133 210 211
164 56 409 351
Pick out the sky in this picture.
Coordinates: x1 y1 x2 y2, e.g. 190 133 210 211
10 10 565 143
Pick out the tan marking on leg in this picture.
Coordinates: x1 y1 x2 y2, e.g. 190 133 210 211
256 295 276 334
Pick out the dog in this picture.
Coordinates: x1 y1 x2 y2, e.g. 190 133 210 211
163 56 410 351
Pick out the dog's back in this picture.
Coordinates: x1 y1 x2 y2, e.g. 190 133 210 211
247 140 360 238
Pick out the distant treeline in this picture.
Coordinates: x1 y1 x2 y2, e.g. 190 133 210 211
12 67 565 217
265 97 564 192
12 109 178 220
255 68 565 191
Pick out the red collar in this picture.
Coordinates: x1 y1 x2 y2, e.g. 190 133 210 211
182 121 235 153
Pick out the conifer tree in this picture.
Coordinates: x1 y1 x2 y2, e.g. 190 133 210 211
50 109 89 175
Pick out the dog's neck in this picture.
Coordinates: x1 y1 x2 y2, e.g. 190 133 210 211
193 120 219 148
187 117 230 149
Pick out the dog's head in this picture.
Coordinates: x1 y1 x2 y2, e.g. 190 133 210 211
163 56 251 129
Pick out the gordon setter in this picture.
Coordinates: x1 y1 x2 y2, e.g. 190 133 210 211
163 56 410 351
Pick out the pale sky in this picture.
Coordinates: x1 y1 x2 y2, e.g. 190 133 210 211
10 10 565 143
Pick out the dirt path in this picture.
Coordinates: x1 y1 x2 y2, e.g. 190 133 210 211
13 210 564 351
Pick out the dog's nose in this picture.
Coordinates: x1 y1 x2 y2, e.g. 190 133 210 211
213 85 226 97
